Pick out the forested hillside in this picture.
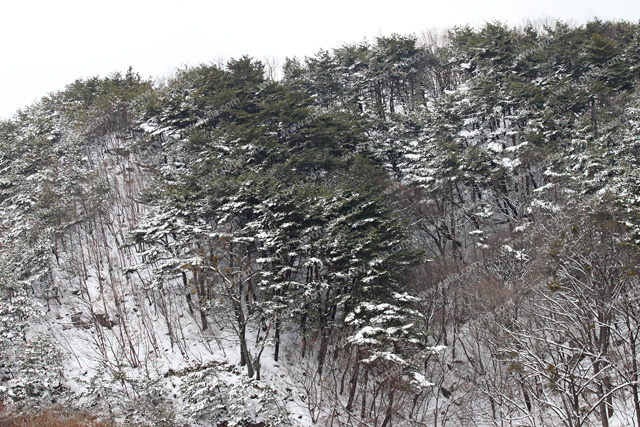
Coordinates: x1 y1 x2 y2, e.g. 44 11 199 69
1 19 640 426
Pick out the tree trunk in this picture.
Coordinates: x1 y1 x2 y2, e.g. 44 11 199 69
182 272 194 315
274 315 280 362
380 387 395 427
300 308 308 358
346 348 361 413
630 326 640 427
597 381 610 427
340 350 353 395
191 268 208 331
596 320 611 427
254 320 271 381
236 302 254 377
317 328 328 375
200 309 208 331
632 357 640 427
361 365 369 419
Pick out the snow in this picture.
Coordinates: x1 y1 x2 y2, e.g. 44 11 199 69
412 372 435 388
500 157 521 170
504 141 529 152
486 141 504 152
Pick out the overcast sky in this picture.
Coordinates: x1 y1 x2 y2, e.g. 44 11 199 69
1 0 639 119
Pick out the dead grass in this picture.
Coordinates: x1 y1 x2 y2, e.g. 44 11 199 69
0 406 112 427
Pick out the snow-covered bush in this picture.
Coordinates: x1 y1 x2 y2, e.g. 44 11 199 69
82 364 178 426
0 286 38 350
179 362 293 426
0 286 47 403
13 332 65 401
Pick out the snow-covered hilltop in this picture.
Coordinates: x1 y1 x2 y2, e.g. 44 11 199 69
1 20 640 426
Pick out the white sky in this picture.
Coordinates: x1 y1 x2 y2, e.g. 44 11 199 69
1 0 639 119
